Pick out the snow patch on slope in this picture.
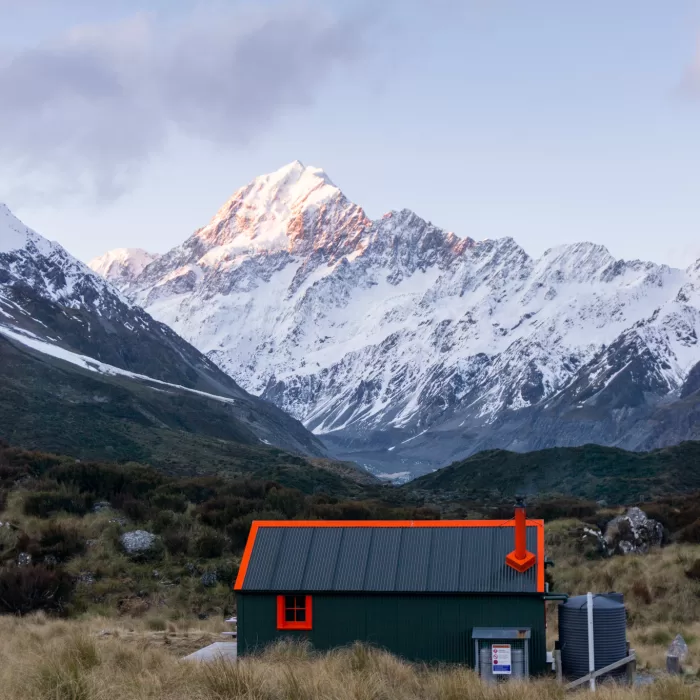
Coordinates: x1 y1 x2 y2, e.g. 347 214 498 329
0 324 238 406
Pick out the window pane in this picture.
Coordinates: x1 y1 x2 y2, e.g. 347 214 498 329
296 609 306 622
294 596 306 608
285 596 296 609
285 609 295 622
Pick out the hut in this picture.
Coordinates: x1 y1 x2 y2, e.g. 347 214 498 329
235 507 549 675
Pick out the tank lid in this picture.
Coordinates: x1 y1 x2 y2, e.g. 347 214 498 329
601 592 624 604
561 594 625 610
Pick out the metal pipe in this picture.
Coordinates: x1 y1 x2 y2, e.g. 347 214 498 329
587 591 596 692
542 593 569 601
514 506 527 559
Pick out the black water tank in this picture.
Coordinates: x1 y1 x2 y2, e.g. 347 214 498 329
559 594 627 681
602 592 624 604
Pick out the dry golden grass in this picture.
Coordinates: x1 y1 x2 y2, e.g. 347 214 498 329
0 616 696 700
545 519 700 673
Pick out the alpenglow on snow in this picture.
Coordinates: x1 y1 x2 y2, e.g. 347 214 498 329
90 161 700 476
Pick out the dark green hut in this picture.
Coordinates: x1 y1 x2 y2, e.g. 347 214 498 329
235 515 549 676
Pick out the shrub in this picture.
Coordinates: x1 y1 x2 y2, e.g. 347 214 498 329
678 518 700 544
530 498 598 522
151 510 175 534
631 579 653 605
215 561 236 586
685 559 700 581
0 564 74 614
162 528 190 555
50 461 165 500
38 523 87 562
196 496 262 529
226 511 283 551
23 488 92 518
0 525 19 560
191 530 228 558
264 488 306 518
176 476 225 504
151 490 188 513
115 496 152 522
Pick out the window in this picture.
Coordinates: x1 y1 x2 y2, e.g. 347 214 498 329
277 594 312 630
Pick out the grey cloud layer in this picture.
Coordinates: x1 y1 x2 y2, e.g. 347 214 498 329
0 5 370 202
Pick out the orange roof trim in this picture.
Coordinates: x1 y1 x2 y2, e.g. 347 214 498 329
234 519 545 591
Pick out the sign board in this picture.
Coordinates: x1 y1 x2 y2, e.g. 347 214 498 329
492 644 512 674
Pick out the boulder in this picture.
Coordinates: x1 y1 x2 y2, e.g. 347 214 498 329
603 507 663 555
120 530 157 555
201 571 218 588
78 572 96 586
580 526 609 558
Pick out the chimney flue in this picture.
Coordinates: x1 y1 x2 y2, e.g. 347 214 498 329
505 498 536 573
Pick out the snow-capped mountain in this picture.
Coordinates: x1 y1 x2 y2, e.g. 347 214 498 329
96 162 700 476
88 248 160 291
0 201 325 457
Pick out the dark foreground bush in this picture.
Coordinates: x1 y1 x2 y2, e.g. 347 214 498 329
678 518 700 544
191 530 228 558
0 564 74 614
37 523 86 562
23 489 92 518
162 528 189 555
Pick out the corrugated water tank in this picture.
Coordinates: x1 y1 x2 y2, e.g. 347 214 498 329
559 594 627 681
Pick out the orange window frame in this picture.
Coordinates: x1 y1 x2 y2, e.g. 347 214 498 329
277 594 313 630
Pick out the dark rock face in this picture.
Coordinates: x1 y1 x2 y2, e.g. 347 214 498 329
681 361 700 399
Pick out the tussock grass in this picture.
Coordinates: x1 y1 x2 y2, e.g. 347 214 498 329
0 617 696 700
546 521 700 671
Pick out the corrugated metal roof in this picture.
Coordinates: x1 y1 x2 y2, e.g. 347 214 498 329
238 522 543 593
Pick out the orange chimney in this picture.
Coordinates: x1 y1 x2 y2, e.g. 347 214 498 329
505 499 536 573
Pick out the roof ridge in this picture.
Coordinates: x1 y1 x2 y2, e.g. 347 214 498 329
249 519 543 528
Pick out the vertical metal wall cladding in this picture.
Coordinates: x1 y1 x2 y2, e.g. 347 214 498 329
558 594 627 681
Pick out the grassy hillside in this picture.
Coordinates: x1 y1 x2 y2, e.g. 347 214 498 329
0 338 372 495
407 442 700 504
0 444 437 620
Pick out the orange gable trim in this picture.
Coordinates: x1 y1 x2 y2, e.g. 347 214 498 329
234 519 545 591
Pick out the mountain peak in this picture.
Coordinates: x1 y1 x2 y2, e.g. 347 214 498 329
0 201 55 256
269 160 334 185
534 241 618 282
244 160 337 205
89 248 160 290
190 162 365 260
0 202 28 254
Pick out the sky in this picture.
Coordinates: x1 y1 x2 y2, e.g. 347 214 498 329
1 0 700 267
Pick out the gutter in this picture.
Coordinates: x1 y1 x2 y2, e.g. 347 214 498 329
542 593 569 602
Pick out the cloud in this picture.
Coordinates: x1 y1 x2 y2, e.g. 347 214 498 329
678 34 700 97
0 3 374 203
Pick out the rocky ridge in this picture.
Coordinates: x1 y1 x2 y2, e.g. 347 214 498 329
90 162 700 477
